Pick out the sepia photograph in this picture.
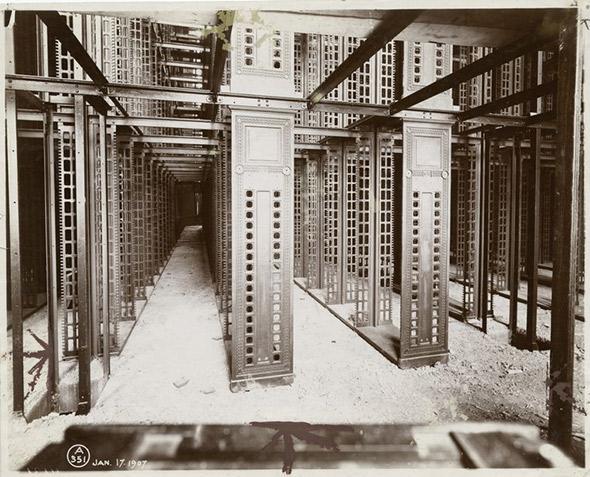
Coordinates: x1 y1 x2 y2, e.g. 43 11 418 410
0 1 587 473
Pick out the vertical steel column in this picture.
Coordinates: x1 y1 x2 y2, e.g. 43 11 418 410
548 14 582 450
375 133 395 326
508 131 523 340
87 119 99 356
399 119 452 368
99 114 110 372
475 133 491 332
526 128 541 350
293 158 304 277
132 144 146 300
74 96 91 414
107 126 121 351
44 105 59 408
144 157 154 286
119 138 135 320
355 134 374 327
324 142 341 304
302 152 320 289
336 141 347 303
6 21 24 412
343 141 358 303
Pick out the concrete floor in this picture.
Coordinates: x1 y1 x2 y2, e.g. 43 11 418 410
6 225 585 469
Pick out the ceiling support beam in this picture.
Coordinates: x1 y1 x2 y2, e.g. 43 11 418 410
307 10 421 107
458 80 556 122
389 17 559 115
36 11 113 117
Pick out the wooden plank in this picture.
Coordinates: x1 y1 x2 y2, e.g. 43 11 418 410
548 13 582 451
307 10 421 106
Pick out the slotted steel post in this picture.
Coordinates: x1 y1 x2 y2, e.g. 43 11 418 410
6 20 24 413
99 113 110 372
44 105 59 408
508 131 523 341
526 128 541 350
74 95 91 414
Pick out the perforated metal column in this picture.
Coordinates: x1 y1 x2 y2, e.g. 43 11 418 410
57 124 79 357
106 126 121 351
302 151 321 289
293 158 305 277
230 109 294 387
132 144 146 300
323 144 340 303
355 135 373 327
490 147 510 291
343 142 358 303
118 137 135 320
353 133 397 327
399 120 451 367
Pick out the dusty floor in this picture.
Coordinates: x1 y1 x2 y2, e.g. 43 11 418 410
5 225 586 469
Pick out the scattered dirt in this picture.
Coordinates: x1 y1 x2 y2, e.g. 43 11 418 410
5 226 586 470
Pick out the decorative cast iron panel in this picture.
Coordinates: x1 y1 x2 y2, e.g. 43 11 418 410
230 111 294 383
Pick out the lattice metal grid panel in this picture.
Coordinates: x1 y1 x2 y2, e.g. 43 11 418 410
320 35 343 128
90 120 106 353
539 166 554 264
118 138 136 320
376 40 402 105
343 37 375 126
219 130 232 336
490 147 510 292
293 33 303 130
323 145 340 304
354 136 372 327
302 34 321 143
293 158 305 277
144 158 155 286
57 124 78 357
303 153 321 289
453 160 466 279
343 143 358 303
132 144 147 299
375 133 395 326
519 152 529 274
463 147 477 319
106 126 121 351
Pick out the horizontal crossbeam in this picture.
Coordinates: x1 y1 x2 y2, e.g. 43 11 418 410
458 80 556 121
389 16 559 115
307 10 421 107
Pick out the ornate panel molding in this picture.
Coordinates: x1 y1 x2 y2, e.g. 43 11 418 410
400 120 452 367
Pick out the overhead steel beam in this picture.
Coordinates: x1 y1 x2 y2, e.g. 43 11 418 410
147 147 217 155
113 115 227 130
389 17 559 115
132 135 218 146
154 41 208 53
36 11 112 116
458 80 556 121
307 10 421 107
